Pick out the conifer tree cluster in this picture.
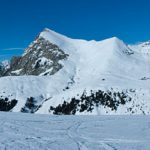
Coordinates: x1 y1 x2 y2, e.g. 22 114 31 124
21 97 39 113
0 98 17 111
50 90 131 115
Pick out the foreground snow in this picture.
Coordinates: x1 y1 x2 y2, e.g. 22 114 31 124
0 112 149 150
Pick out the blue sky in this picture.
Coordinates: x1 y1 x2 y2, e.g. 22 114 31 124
0 0 150 60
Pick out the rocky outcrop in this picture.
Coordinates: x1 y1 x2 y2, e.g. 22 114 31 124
3 36 68 76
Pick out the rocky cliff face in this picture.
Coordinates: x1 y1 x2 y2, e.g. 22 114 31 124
3 36 68 76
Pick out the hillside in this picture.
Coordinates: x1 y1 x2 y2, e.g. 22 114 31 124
0 28 150 114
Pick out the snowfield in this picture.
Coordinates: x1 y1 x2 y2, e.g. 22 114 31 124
0 112 150 150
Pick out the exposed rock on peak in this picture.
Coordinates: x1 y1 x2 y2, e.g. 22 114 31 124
4 36 68 76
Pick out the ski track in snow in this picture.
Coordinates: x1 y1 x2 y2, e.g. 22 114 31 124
0 112 150 150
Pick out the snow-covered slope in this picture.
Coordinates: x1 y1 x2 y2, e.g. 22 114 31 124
1 28 150 114
0 112 150 150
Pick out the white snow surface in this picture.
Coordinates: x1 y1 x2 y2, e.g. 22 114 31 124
1 28 150 114
1 60 10 69
0 112 149 150
11 69 22 75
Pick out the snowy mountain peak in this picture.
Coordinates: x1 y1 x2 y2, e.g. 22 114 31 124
106 36 120 42
2 29 68 76
139 41 150 46
0 28 134 77
109 37 134 55
129 40 150 54
40 28 71 46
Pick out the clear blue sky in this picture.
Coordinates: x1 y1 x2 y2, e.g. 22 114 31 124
0 0 150 60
